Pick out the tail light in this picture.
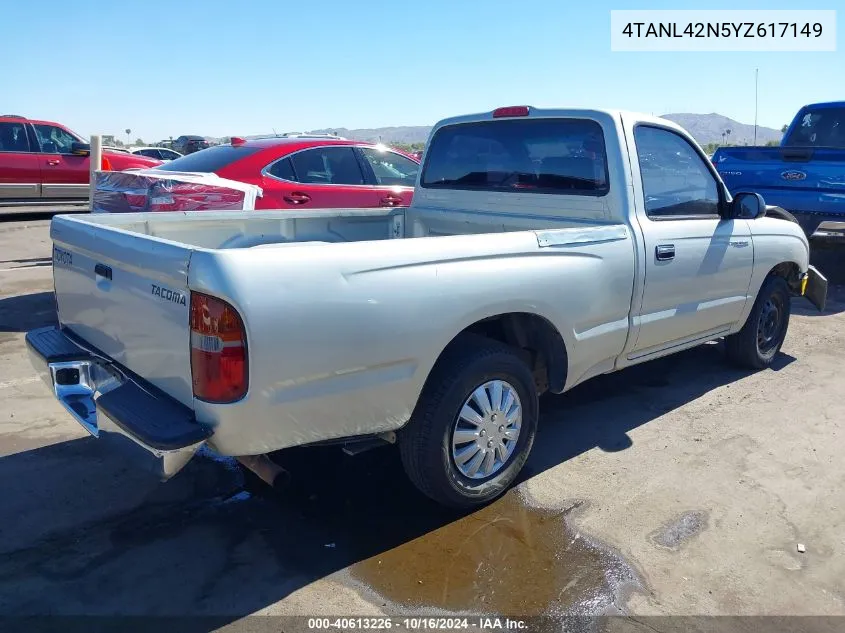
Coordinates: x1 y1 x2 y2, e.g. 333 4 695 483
493 105 530 118
190 292 248 402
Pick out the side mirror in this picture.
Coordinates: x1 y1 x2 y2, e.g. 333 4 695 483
729 191 766 220
71 142 91 156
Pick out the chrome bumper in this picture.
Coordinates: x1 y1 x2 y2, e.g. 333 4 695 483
26 326 211 480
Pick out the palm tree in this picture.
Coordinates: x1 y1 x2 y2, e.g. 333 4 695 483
725 128 732 145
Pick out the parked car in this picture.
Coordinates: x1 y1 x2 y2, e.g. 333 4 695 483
0 115 162 201
712 101 845 237
103 146 131 154
147 137 420 210
172 135 210 155
129 146 183 162
27 105 826 509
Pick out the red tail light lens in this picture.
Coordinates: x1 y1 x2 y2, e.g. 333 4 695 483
190 292 248 402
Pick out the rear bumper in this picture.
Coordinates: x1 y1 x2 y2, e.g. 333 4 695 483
812 221 845 241
790 212 845 239
25 326 211 480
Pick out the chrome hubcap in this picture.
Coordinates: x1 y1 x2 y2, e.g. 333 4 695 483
451 380 522 480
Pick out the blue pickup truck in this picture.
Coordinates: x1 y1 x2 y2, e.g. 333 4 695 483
713 101 845 238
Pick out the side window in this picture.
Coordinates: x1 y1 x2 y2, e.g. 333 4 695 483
0 122 31 152
634 126 720 218
137 149 158 158
33 124 79 154
290 147 365 185
266 157 296 181
359 148 419 186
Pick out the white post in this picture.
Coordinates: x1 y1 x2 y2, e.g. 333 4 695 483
89 134 102 211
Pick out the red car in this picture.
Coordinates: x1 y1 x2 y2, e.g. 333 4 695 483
153 136 420 209
0 115 162 202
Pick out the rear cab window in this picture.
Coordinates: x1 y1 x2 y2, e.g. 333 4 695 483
421 118 609 195
155 145 261 173
783 106 845 148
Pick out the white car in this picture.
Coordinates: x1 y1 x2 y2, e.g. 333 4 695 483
129 146 183 162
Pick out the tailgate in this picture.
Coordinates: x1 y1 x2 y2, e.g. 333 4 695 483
715 147 845 195
50 215 195 408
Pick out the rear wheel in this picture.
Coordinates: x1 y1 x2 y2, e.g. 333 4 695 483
399 336 538 509
725 275 791 369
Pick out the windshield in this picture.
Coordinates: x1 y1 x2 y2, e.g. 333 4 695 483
421 118 609 195
154 144 260 172
783 107 845 148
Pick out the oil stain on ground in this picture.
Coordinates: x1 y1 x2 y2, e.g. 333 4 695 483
347 493 638 616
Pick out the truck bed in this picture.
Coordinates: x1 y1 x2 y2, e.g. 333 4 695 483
73 207 406 249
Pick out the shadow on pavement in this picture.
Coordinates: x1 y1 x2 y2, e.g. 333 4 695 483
0 339 796 626
0 292 56 332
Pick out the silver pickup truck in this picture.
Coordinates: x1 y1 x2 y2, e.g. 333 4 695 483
27 106 827 508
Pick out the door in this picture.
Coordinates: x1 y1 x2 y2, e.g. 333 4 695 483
260 146 376 209
0 121 41 199
32 123 89 198
356 146 419 207
629 124 754 357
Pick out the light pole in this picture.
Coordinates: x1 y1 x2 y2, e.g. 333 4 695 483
754 68 759 145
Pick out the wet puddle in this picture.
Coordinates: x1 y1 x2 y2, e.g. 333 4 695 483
348 492 637 616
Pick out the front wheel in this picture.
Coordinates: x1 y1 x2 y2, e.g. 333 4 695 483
399 337 538 509
725 275 791 369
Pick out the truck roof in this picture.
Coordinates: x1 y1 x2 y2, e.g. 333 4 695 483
796 101 845 110
431 106 686 137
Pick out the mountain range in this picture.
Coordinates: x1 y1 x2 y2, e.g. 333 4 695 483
303 113 783 147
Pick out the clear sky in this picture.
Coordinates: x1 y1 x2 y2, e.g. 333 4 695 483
2 0 842 141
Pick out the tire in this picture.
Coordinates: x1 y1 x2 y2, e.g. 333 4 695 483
399 335 539 509
725 275 791 369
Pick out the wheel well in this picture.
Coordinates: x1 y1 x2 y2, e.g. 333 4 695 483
769 262 802 293
445 313 568 395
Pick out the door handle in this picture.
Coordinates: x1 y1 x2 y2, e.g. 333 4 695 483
94 263 112 280
380 194 404 207
46 159 61 166
283 192 311 205
655 244 675 261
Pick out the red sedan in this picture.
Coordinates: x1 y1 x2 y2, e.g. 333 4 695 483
153 136 420 210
